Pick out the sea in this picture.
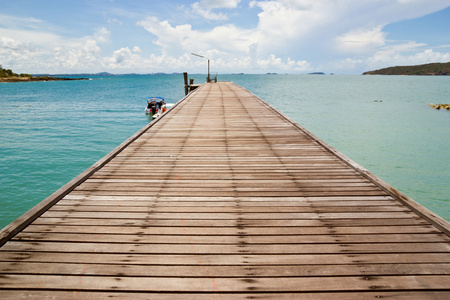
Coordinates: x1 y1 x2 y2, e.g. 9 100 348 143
0 74 449 229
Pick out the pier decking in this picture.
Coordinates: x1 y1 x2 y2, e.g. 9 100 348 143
1 82 449 299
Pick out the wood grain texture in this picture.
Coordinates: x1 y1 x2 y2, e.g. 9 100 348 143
1 82 449 298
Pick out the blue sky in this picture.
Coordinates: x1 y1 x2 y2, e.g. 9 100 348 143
1 0 449 74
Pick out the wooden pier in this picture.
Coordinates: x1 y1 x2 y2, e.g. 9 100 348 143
1 82 449 299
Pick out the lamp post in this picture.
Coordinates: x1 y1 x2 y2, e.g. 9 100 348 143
191 53 210 82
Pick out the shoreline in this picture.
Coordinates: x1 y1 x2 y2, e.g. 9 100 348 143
0 76 88 83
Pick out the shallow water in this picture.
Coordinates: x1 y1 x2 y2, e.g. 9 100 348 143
0 74 449 229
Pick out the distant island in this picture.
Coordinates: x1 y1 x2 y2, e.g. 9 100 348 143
308 72 325 75
35 71 115 77
0 66 88 82
363 62 450 75
38 72 183 77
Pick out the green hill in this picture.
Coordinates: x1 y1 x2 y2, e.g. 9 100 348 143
0 66 32 80
363 62 450 75
0 65 87 82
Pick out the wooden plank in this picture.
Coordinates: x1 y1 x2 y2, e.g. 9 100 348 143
1 291 448 300
1 262 449 277
12 232 449 244
81 179 377 187
60 195 395 202
47 205 410 213
39 210 417 220
68 191 390 197
2 241 449 254
22 224 441 235
0 274 449 292
2 252 450 265
29 217 429 227
56 199 401 207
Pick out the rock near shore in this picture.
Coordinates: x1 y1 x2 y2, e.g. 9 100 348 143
429 103 450 111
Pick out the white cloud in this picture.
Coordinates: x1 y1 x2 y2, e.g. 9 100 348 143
1 1 449 74
367 48 450 70
137 16 258 59
0 14 44 29
93 27 111 43
336 26 387 54
257 55 311 72
0 36 33 51
49 39 102 72
0 26 111 73
108 18 123 26
0 36 38 70
137 17 194 57
191 0 242 20
132 46 143 53
191 2 228 21
0 27 64 49
250 0 330 46
201 0 241 9
249 0 449 53
107 47 133 64
44 27 111 72
335 44 450 73
136 0 450 74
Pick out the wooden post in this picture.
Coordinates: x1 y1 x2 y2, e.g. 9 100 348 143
189 79 194 93
207 59 210 82
183 72 189 96
189 79 194 85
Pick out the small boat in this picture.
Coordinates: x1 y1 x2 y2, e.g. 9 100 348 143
145 97 167 119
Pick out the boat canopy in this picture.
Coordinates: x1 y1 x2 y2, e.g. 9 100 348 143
147 97 164 103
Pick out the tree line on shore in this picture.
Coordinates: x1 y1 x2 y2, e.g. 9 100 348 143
0 65 86 82
0 65 32 78
363 62 450 75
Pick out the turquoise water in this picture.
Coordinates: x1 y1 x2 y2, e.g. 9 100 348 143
1 74 449 229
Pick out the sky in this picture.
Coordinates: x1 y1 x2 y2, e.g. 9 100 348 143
1 0 449 75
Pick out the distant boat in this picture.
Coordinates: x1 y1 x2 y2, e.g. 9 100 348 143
145 97 166 119
145 97 175 119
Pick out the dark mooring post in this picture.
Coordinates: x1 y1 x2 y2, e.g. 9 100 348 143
183 72 189 96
